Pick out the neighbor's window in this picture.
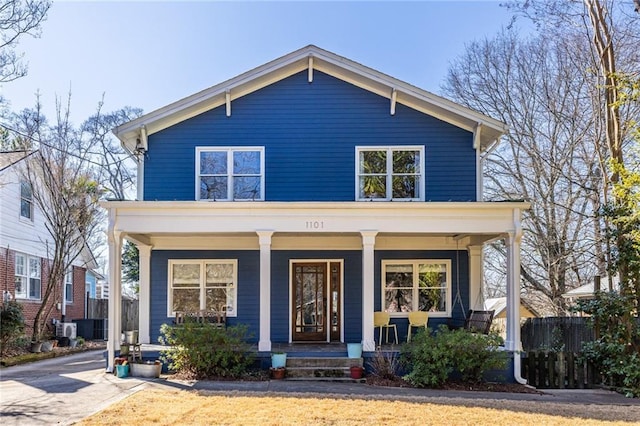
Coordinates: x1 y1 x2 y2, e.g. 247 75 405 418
356 147 424 201
15 253 41 300
196 147 264 201
20 181 33 220
382 260 450 317
168 260 237 317
65 270 73 303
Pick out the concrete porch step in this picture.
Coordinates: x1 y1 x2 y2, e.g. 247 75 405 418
282 356 364 380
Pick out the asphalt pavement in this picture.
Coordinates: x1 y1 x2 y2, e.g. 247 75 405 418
1 350 639 425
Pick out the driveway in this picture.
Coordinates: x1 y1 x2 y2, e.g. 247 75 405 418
0 350 145 425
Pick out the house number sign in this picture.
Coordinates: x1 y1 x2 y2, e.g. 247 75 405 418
305 220 324 230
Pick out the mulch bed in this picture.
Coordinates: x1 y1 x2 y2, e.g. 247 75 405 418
366 375 543 394
0 340 107 367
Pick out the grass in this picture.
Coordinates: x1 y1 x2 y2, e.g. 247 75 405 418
77 389 639 426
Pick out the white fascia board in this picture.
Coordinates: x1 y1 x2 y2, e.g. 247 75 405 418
100 201 530 236
113 45 507 152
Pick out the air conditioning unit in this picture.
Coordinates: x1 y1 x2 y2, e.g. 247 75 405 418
56 322 77 339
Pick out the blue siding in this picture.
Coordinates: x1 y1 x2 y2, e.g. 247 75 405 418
271 251 362 343
144 70 476 202
149 250 260 343
374 250 470 340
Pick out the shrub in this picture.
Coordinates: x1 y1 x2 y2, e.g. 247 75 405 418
159 321 255 379
401 325 507 387
1 301 25 356
367 348 401 380
576 292 640 397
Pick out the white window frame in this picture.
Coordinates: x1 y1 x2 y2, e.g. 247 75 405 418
167 259 238 317
65 270 73 303
355 146 425 201
20 180 34 221
15 253 41 300
381 259 451 318
195 147 265 201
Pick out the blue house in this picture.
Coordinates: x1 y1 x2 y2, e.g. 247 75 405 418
102 46 529 380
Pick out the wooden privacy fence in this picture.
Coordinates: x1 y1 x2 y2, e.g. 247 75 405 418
521 317 595 352
521 351 602 389
86 298 139 332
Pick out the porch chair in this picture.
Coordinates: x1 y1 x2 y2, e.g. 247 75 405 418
463 309 495 334
406 311 429 342
374 311 398 345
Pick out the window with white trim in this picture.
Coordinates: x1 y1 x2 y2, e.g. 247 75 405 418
65 270 73 303
20 180 33 220
15 254 41 300
196 147 264 201
356 147 424 201
168 260 237 317
382 260 451 317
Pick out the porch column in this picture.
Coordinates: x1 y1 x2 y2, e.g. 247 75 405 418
361 230 378 352
137 244 152 344
106 217 122 372
468 245 483 310
257 231 273 352
504 210 523 352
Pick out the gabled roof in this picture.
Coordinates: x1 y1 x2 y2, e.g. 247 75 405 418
114 45 508 153
0 150 35 172
484 297 540 317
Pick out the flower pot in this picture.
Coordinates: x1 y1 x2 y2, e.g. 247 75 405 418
116 364 129 378
271 353 287 368
41 340 54 352
347 343 362 358
270 367 286 379
350 366 364 379
125 330 139 344
69 339 78 348
30 341 42 353
130 361 162 378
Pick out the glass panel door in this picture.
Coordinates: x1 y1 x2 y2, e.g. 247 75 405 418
292 263 327 341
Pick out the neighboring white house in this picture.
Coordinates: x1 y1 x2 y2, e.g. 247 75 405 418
0 150 97 334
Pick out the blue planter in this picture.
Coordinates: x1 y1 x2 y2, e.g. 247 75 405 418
347 343 363 358
271 353 287 368
116 364 129 378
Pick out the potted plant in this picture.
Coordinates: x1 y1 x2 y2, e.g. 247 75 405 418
130 360 163 378
30 340 43 353
271 351 287 368
270 366 286 379
116 360 129 378
41 340 55 352
350 366 365 379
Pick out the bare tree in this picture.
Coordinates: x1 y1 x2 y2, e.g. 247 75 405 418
10 96 102 341
0 0 50 84
443 30 605 314
81 100 142 200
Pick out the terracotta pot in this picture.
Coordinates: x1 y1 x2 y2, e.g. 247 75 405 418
350 366 364 379
270 367 286 379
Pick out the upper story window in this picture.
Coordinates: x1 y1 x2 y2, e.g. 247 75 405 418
20 181 33 220
382 260 451 317
196 147 264 201
65 270 73 303
15 253 41 300
356 147 424 201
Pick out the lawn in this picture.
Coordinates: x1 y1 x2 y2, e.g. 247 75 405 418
77 389 639 425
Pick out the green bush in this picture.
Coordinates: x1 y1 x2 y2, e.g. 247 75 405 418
401 325 508 387
159 321 255 379
576 292 640 397
1 301 25 356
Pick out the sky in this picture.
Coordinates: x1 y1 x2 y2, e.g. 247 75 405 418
0 0 528 126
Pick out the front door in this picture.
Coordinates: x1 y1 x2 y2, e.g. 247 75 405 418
292 262 341 342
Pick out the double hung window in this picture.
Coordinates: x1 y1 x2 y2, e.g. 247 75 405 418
15 254 41 300
168 260 237 316
65 270 73 303
20 181 33 220
356 146 424 201
382 260 450 317
196 147 264 201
